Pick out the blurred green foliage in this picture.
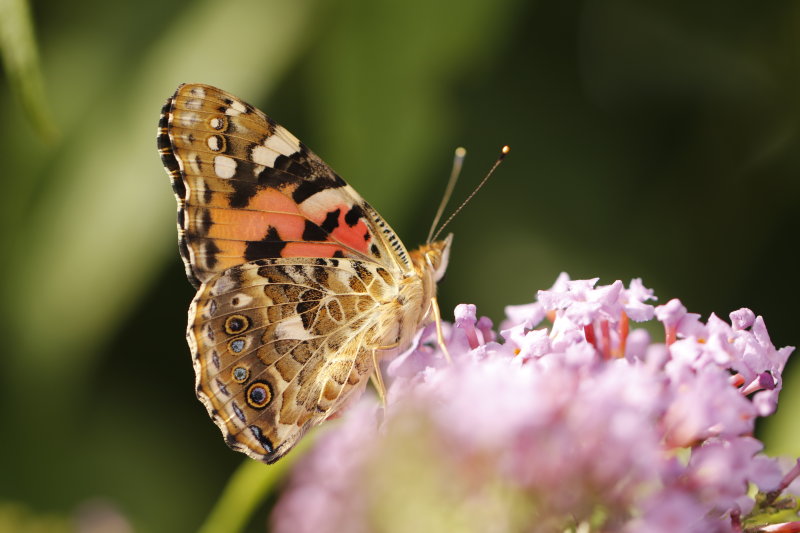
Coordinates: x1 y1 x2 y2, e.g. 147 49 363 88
0 0 57 140
1 0 799 531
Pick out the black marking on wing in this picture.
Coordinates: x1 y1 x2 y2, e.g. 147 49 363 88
200 209 212 236
157 99 186 200
228 181 259 209
297 300 319 329
179 238 199 288
249 425 274 454
301 220 327 241
352 261 370 281
203 240 220 270
312 266 329 284
320 209 340 232
344 204 364 227
291 157 347 204
273 153 311 178
244 226 287 261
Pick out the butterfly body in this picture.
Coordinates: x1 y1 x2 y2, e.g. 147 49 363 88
158 84 451 463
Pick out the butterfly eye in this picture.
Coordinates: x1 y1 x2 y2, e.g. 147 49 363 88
232 366 249 383
225 314 250 334
246 381 273 409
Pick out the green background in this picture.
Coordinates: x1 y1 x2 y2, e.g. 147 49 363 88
1 0 798 531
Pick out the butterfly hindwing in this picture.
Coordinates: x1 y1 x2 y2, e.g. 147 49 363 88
158 83 409 288
189 257 401 463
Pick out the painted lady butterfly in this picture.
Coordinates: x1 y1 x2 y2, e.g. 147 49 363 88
157 84 452 463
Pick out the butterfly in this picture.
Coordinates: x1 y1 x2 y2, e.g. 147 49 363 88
157 84 452 463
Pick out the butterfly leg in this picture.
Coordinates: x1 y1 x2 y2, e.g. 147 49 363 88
370 349 387 407
430 297 452 363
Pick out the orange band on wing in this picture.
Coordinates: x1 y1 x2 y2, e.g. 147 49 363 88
206 208 305 242
248 188 303 215
283 242 350 258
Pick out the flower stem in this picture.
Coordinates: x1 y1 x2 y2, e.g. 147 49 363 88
197 434 315 533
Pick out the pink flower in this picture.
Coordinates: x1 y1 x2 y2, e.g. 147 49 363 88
662 360 757 447
655 298 706 343
623 277 657 321
270 401 380 533
686 437 780 512
271 276 797 533
502 301 545 330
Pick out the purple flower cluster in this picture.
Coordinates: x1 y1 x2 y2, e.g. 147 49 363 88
271 275 799 533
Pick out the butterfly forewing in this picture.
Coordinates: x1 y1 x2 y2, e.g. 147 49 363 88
158 83 408 288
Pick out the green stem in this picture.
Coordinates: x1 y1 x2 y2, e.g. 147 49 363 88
197 435 315 533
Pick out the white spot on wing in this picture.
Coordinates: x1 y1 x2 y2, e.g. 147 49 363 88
214 155 237 179
207 135 220 151
250 127 301 168
189 86 206 98
190 176 207 202
185 99 202 110
224 100 247 117
188 153 201 174
275 315 314 341
251 145 279 167
210 117 221 129
267 126 301 155
179 112 199 127
300 188 355 216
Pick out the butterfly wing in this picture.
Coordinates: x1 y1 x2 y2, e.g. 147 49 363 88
158 84 423 462
158 83 411 288
189 257 401 463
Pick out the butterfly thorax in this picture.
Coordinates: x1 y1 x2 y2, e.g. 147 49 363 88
391 234 453 348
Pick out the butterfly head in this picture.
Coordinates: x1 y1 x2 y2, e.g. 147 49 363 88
420 233 453 283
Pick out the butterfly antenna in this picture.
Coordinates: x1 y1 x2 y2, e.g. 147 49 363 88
426 147 467 244
430 145 510 243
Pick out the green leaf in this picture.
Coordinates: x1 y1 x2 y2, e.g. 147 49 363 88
0 0 58 140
